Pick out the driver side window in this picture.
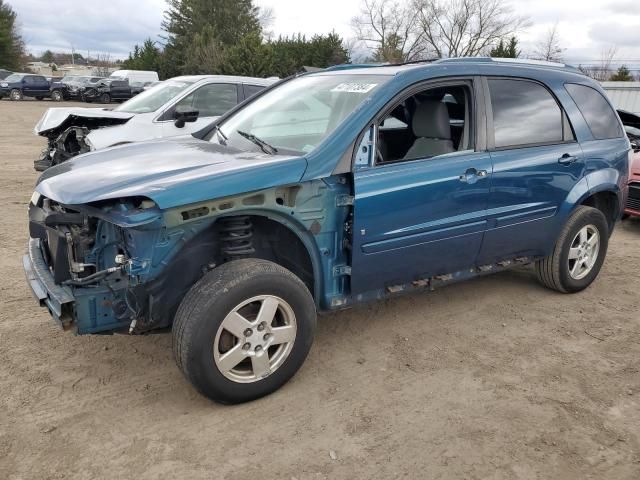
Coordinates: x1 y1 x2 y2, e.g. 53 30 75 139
376 84 473 164
176 83 239 117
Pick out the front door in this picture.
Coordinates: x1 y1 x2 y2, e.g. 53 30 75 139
350 80 493 294
162 83 240 137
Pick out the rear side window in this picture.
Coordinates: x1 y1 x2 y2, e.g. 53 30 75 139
565 83 623 140
488 78 564 148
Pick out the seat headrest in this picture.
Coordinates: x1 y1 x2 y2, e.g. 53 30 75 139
412 100 451 140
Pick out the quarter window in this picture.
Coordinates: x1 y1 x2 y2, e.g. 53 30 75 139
488 79 564 148
565 83 623 140
244 84 265 99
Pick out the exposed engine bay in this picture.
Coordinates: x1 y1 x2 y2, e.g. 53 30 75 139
34 109 133 171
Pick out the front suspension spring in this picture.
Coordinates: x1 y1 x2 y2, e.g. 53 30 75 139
219 216 255 260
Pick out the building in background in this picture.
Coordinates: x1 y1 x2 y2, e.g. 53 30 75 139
602 82 640 115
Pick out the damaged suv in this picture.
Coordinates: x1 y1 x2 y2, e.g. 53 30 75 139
25 58 630 404
33 75 275 171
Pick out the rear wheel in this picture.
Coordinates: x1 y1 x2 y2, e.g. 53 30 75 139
172 259 316 404
9 89 22 101
535 206 609 293
100 93 111 103
51 90 63 102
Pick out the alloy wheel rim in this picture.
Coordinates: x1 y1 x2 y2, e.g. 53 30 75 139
11 90 20 100
213 295 297 383
568 224 600 280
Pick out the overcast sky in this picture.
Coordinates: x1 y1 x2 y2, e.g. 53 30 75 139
11 0 640 68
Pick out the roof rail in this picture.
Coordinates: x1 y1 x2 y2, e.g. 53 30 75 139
435 57 583 74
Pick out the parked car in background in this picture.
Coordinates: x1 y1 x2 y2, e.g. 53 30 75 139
110 70 159 84
0 73 51 100
0 68 12 80
34 75 276 170
25 58 630 404
81 78 132 103
618 110 640 218
50 76 104 101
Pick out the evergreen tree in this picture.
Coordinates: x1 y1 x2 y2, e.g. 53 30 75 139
610 65 633 81
41 50 54 63
490 36 520 58
161 0 262 76
0 0 25 70
122 39 162 72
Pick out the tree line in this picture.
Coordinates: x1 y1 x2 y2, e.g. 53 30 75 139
121 0 349 79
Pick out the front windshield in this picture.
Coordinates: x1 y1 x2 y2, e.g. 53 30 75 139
4 74 23 82
211 74 390 155
114 79 195 114
61 76 78 83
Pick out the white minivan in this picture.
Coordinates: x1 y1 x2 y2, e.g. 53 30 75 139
109 70 159 84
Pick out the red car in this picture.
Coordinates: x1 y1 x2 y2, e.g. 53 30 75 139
618 110 640 218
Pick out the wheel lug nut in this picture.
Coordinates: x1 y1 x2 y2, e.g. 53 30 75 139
255 345 262 352
257 323 265 332
263 333 271 341
244 328 253 337
242 343 251 351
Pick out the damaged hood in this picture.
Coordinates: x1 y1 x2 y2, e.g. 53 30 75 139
35 107 135 135
36 138 308 209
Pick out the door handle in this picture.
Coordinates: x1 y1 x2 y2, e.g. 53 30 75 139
459 168 488 183
558 153 579 165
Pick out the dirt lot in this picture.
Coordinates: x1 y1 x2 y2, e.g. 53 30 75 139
0 100 639 480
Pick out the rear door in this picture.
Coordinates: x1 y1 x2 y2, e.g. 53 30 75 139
476 77 584 265
350 78 493 294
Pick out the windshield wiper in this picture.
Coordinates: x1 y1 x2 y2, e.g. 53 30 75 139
237 130 278 155
213 125 228 145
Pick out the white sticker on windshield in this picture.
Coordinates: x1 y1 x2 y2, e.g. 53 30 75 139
330 83 378 93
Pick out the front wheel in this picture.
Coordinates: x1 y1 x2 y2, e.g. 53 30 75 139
535 206 609 293
172 259 317 404
9 89 22 101
100 93 110 103
51 90 63 102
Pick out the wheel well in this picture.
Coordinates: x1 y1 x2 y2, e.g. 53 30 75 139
135 214 316 333
244 216 315 295
581 191 619 231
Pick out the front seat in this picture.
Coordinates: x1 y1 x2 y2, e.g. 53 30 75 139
403 100 455 160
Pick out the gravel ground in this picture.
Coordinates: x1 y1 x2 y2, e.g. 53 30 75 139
0 100 639 480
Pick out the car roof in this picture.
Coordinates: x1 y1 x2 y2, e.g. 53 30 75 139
169 75 277 85
314 57 585 77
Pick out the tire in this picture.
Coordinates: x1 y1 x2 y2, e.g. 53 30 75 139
35 96 44 100
51 90 63 102
9 89 22 101
535 206 609 293
173 258 317 404
621 214 630 221
100 93 111 103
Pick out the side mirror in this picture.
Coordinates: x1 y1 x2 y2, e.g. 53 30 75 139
174 106 199 128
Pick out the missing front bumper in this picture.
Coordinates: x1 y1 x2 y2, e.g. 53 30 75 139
23 238 75 329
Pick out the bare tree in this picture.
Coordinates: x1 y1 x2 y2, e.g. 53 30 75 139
579 46 618 81
351 0 428 63
258 6 275 41
413 0 530 58
533 23 564 62
93 53 113 77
